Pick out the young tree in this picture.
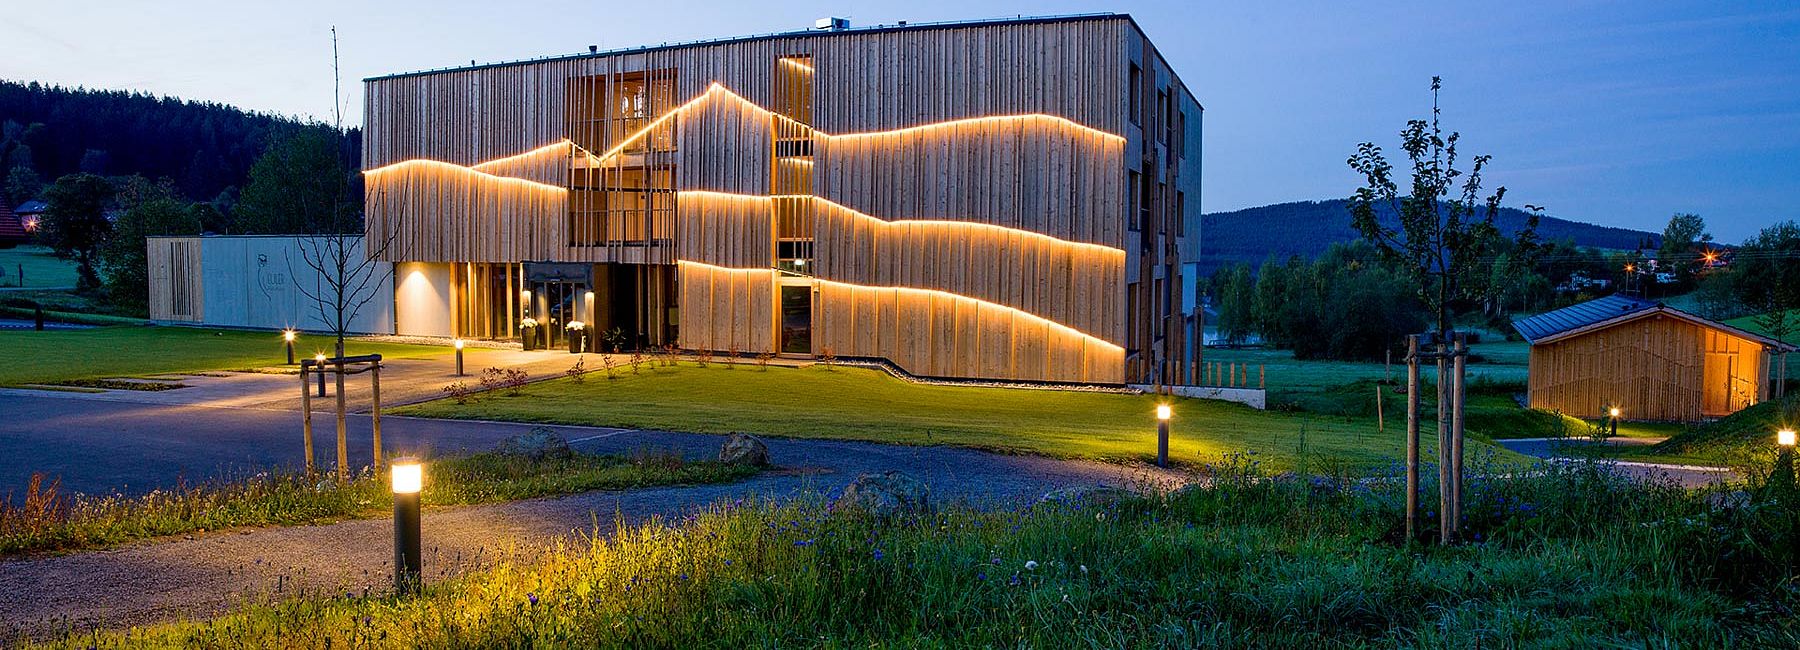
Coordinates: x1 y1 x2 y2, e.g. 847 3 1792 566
101 177 201 312
1736 221 1800 395
1346 77 1539 339
39 173 116 291
1214 263 1256 344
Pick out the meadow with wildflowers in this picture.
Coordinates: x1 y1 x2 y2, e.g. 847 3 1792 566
56 454 1800 648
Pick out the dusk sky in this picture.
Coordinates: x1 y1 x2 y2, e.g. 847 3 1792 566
4 0 1796 241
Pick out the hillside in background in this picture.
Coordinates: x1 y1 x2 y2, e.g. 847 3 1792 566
0 80 355 204
1200 199 1661 273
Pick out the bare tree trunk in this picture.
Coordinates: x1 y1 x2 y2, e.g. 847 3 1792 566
1436 338 1450 545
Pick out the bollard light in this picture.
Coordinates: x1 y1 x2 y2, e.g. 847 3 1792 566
282 330 297 365
1155 404 1172 468
1607 406 1620 437
453 339 465 376
314 353 328 397
1609 407 1620 419
1780 429 1796 447
391 458 423 595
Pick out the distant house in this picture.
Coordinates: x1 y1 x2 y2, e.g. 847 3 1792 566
13 200 46 235
0 197 29 248
1513 294 1794 422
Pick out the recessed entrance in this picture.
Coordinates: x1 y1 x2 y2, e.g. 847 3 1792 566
780 283 812 354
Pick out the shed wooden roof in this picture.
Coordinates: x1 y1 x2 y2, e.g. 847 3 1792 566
1512 294 1795 350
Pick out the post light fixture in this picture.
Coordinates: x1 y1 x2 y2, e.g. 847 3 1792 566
1780 429 1796 447
1607 406 1620 437
314 353 328 397
1609 407 1620 418
453 338 465 376
390 457 423 595
282 329 297 365
1155 404 1172 468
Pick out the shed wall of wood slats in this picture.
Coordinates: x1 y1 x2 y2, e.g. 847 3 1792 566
146 237 204 322
1527 314 1768 422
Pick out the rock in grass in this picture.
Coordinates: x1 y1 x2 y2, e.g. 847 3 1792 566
495 426 573 461
835 471 931 516
719 433 770 466
1037 485 1136 508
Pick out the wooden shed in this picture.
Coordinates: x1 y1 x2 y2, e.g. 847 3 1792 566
1513 295 1794 422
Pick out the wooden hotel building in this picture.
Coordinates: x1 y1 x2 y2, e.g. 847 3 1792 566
363 14 1202 385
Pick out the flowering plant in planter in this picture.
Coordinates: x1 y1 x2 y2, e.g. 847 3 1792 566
520 317 541 351
565 320 589 354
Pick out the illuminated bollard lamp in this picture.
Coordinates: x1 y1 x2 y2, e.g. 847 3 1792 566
282 329 297 365
391 458 424 595
1155 404 1172 468
314 353 328 397
454 339 465 376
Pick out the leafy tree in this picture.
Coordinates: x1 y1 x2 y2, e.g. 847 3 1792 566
38 173 115 291
1346 77 1538 339
1252 257 1292 344
101 177 201 311
1213 263 1255 344
4 164 43 203
1737 221 1800 344
235 127 356 235
1658 213 1711 285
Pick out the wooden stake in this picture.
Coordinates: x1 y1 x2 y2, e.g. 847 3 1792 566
300 363 313 473
1436 338 1450 545
371 361 383 467
1451 333 1467 539
1405 335 1420 543
335 361 348 482
1376 384 1385 433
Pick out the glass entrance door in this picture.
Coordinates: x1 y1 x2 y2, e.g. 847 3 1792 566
532 280 587 349
780 284 811 354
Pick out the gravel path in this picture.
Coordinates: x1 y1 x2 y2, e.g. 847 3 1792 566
1494 437 1736 488
0 423 1183 641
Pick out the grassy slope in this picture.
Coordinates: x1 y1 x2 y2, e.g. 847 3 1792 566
0 326 445 386
3 450 758 556
0 245 79 288
397 363 1521 470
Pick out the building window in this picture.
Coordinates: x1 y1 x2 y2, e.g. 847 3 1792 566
1177 110 1187 159
1159 91 1171 144
1157 182 1168 234
567 69 679 246
1127 171 1141 232
1176 191 1186 237
1128 64 1142 126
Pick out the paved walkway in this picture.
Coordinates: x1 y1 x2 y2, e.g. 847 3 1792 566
1494 437 1735 488
0 417 1179 640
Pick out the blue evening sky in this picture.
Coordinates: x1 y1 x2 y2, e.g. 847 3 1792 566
3 1 1795 241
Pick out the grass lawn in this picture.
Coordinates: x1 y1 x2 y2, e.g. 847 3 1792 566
0 325 446 386
76 462 1799 647
1203 339 1529 398
1 448 758 556
397 362 1524 470
0 245 79 289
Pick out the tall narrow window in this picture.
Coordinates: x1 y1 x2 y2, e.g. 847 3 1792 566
1176 191 1186 237
1127 171 1141 232
774 55 816 272
1128 64 1142 126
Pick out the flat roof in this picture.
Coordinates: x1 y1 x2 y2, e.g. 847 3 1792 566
364 13 1133 82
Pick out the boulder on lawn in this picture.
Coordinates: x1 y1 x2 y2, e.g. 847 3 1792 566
719 433 770 466
1036 485 1137 508
495 426 573 461
834 471 931 516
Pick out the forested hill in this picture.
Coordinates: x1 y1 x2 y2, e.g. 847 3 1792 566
0 80 355 204
1199 199 1660 273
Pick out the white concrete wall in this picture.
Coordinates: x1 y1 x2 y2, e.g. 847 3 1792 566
194 236 395 334
394 261 453 337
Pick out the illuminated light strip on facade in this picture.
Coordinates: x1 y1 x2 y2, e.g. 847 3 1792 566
368 82 1124 179
678 190 1125 257
468 140 574 171
676 259 1125 350
363 158 569 193
778 57 817 73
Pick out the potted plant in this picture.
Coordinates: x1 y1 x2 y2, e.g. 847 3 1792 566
520 317 540 351
566 320 588 354
602 326 628 353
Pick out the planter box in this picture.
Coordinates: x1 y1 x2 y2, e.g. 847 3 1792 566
567 330 588 354
521 326 540 351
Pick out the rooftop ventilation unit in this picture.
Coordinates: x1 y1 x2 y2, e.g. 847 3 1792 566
815 17 850 31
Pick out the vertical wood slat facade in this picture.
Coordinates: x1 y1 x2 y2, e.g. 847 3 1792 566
362 15 1197 384
1527 314 1771 421
146 236 204 322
